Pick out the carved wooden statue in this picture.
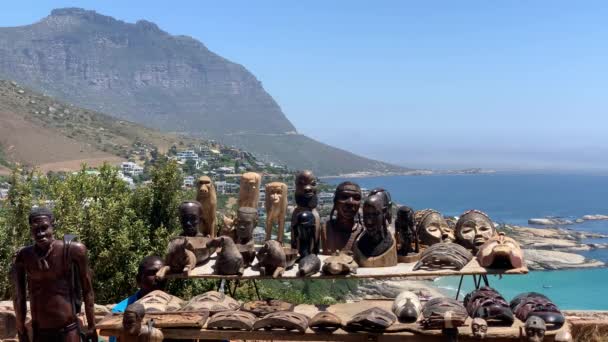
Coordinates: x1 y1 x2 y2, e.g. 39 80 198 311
293 211 319 256
395 206 419 260
196 176 217 238
321 181 363 255
256 240 287 278
121 303 164 342
120 303 144 342
238 172 261 209
11 207 97 342
234 207 257 266
208 236 244 275
353 193 398 267
290 170 320 249
235 207 257 245
293 211 321 276
265 182 288 243
157 237 197 279
179 201 203 237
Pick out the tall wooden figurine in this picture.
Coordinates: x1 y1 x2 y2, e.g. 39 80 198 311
196 176 217 238
265 182 288 243
238 172 261 209
290 170 320 250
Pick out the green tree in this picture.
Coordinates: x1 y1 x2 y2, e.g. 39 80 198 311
41 165 153 303
0 168 39 297
184 159 197 175
0 163 186 303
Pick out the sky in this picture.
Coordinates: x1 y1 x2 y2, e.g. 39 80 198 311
1 1 607 171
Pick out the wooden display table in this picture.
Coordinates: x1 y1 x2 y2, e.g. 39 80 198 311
164 253 528 280
98 300 565 342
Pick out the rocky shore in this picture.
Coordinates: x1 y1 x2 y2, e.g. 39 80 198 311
528 214 608 226
346 278 444 302
500 224 607 270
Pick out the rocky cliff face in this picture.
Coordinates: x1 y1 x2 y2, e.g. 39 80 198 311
0 8 295 136
0 8 407 175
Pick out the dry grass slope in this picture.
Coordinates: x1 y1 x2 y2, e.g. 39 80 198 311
0 80 204 171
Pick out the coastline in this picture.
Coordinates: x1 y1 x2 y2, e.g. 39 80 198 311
502 224 607 270
319 168 496 179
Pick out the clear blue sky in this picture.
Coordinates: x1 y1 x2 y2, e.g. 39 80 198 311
2 1 608 170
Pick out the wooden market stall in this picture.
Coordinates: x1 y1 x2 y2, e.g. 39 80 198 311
98 299 568 341
97 252 545 341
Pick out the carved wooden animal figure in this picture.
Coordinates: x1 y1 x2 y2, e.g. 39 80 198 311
196 176 217 237
322 252 358 275
208 236 244 275
297 253 321 277
238 172 261 209
157 237 197 278
265 182 288 242
187 236 215 264
256 240 287 278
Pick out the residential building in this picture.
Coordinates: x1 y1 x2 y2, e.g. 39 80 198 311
120 162 143 177
176 150 199 160
318 192 334 206
216 166 235 174
0 189 8 201
215 181 239 195
183 175 195 187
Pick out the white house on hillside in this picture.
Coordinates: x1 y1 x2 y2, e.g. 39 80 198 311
176 150 207 169
183 176 196 187
121 162 143 177
215 181 239 194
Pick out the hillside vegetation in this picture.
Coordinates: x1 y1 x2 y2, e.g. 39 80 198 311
0 79 205 171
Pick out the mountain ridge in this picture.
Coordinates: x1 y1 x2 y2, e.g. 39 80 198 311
0 8 409 175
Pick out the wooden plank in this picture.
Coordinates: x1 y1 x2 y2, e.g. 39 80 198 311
100 326 560 342
165 254 528 280
97 311 208 329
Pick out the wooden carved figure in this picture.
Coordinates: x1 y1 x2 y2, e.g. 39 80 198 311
11 207 97 342
290 170 320 249
238 172 261 209
321 181 363 255
208 236 244 275
265 182 288 243
395 206 419 256
293 211 321 276
157 237 197 279
353 193 398 267
196 176 217 238
256 240 287 278
121 303 145 342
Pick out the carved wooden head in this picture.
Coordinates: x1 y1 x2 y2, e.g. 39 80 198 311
197 176 214 197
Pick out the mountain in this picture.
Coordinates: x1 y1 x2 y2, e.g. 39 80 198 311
0 79 204 172
0 8 409 175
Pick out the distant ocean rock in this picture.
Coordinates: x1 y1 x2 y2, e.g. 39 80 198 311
528 218 573 225
524 249 605 270
581 214 608 221
528 214 608 226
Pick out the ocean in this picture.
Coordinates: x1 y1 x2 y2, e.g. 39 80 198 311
326 173 608 310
